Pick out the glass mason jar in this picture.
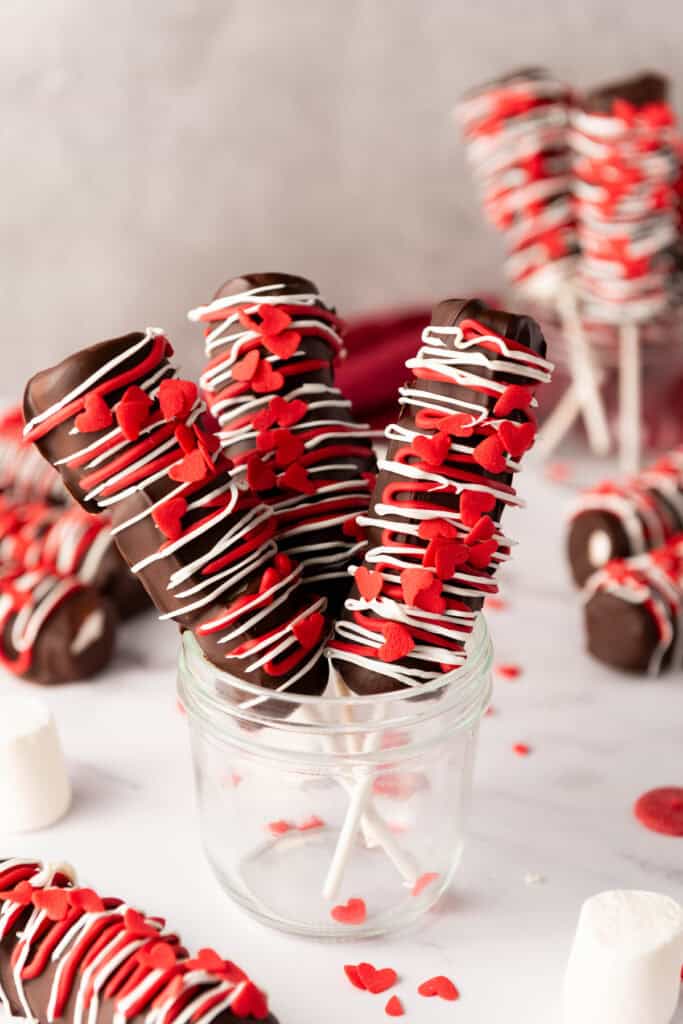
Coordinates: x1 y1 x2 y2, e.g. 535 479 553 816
178 617 492 939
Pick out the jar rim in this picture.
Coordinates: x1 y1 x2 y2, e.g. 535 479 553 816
178 614 493 736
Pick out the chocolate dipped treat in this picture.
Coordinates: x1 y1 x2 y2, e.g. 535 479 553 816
189 273 376 615
567 449 683 585
583 536 683 674
0 497 148 619
457 68 577 299
0 567 116 684
571 72 680 322
326 298 553 694
0 858 276 1023
23 329 330 697
0 406 66 504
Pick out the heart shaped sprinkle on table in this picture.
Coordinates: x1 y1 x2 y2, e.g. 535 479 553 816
344 964 366 990
385 995 405 1016
412 872 440 897
356 963 398 995
495 663 522 680
75 392 113 433
267 820 293 836
331 898 367 926
513 742 532 756
418 975 460 1001
634 787 683 836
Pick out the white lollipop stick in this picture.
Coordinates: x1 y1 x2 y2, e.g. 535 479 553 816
556 283 611 456
618 320 642 474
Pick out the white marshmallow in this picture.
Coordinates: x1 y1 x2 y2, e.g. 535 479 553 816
564 890 683 1024
0 695 71 831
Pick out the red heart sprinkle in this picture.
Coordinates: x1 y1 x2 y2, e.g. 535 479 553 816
418 975 460 1001
32 888 71 921
247 454 277 492
240 304 292 338
513 742 531 757
344 964 366 990
418 518 458 540
459 490 496 527
261 329 301 360
356 963 398 995
355 566 383 601
378 622 414 663
493 384 534 417
267 820 292 836
75 392 113 433
412 432 450 467
168 449 210 484
495 663 521 680
116 386 152 441
252 404 278 431
186 947 225 973
473 434 507 474
0 880 34 904
634 787 683 836
259 567 282 594
281 463 315 495
465 515 495 545
342 516 365 541
485 595 507 611
69 889 105 914
298 815 324 831
230 980 269 1020
152 496 187 541
467 539 498 568
174 423 196 453
232 350 261 382
273 429 305 468
252 360 284 394
274 553 295 576
413 578 446 614
498 420 536 458
385 995 405 1017
292 611 325 650
424 538 469 579
437 412 476 437
274 397 307 427
138 941 177 971
331 898 367 926
158 379 197 422
400 567 435 607
256 429 277 453
412 872 440 897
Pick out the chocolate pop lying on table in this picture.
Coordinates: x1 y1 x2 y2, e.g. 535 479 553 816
326 298 553 695
189 272 376 615
23 329 330 696
567 447 683 586
0 858 275 1023
583 535 683 674
0 406 66 504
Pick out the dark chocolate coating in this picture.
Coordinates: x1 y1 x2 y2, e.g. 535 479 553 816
201 272 376 616
584 588 662 673
1 585 116 684
23 335 327 696
584 72 669 114
567 510 632 586
338 298 547 695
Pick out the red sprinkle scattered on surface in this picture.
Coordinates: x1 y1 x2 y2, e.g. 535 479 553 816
385 995 405 1017
484 596 507 611
418 975 460 1001
267 820 293 836
298 815 325 831
634 787 683 836
544 460 574 483
513 743 532 757
331 898 367 925
485 705 496 717
357 963 398 994
412 872 440 897
495 663 522 679
344 965 366 990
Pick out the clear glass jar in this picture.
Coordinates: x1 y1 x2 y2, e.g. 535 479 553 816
178 617 492 939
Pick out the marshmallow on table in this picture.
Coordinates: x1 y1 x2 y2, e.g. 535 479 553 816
564 890 683 1024
0 695 71 831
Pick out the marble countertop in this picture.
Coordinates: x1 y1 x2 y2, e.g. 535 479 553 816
2 456 682 1024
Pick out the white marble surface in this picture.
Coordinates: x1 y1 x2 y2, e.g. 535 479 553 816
1 456 682 1024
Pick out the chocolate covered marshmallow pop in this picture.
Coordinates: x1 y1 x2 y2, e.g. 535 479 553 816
326 298 553 695
23 329 330 697
0 406 66 504
583 535 683 674
189 273 376 615
0 857 276 1023
567 447 683 586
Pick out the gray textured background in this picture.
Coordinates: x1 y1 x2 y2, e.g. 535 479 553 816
2 0 682 393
